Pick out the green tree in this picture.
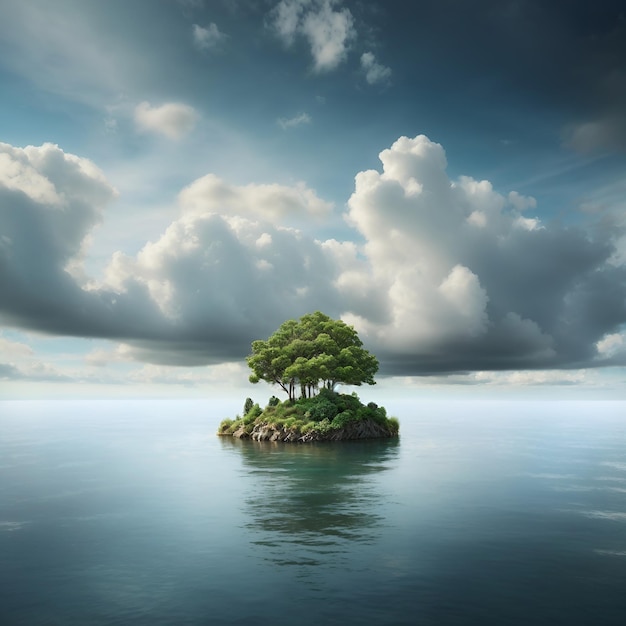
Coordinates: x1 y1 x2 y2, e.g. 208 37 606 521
247 312 379 400
243 397 254 415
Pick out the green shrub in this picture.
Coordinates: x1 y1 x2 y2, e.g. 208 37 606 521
218 418 233 434
244 403 262 424
363 406 386 424
315 418 333 435
331 410 355 429
356 405 370 421
283 416 300 432
387 417 400 435
221 417 243 435
220 391 398 438
295 395 315 409
317 387 336 401
307 398 338 422
283 405 299 417
268 395 280 407
337 393 362 413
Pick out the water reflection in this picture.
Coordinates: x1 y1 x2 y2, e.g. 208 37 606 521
220 438 399 573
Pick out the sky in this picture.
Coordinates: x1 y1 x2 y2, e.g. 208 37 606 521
1 0 626 400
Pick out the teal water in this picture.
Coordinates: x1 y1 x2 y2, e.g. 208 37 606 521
1 399 626 625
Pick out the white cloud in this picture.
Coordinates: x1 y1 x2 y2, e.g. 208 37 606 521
85 343 134 367
134 102 199 140
360 52 391 85
270 0 355 72
178 173 332 224
467 210 487 228
0 139 338 367
0 335 34 360
301 0 355 72
472 369 591 386
0 140 113 210
128 361 250 388
513 215 541 231
0 334 71 382
438 264 489 336
271 0 308 45
277 112 312 129
1 137 625 376
0 147 61 206
99 209 340 363
0 360 70 382
390 367 598 389
596 332 626 357
85 342 253 389
192 23 227 50
341 134 625 372
255 233 273 248
0 141 115 258
508 190 537 212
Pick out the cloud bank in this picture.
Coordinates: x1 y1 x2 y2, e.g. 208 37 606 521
340 136 626 373
1 137 625 375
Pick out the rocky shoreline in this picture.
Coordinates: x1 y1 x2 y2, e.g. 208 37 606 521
222 417 397 443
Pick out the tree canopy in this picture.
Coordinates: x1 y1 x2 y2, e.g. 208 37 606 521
247 311 379 401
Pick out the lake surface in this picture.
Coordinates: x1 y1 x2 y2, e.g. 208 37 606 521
1 399 626 625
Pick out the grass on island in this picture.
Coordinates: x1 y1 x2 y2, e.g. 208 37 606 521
218 388 399 438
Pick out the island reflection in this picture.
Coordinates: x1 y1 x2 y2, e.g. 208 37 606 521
220 438 400 572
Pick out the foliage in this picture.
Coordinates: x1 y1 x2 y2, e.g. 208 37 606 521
218 418 234 434
243 403 262 424
218 390 399 440
247 311 379 400
297 390 338 422
387 417 400 435
218 416 244 435
220 319 396 440
330 411 355 430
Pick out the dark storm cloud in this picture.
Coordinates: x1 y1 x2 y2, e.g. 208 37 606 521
461 226 623 363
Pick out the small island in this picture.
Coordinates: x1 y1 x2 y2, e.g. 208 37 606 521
218 312 399 442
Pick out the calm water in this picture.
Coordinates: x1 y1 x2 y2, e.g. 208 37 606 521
1 399 626 625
